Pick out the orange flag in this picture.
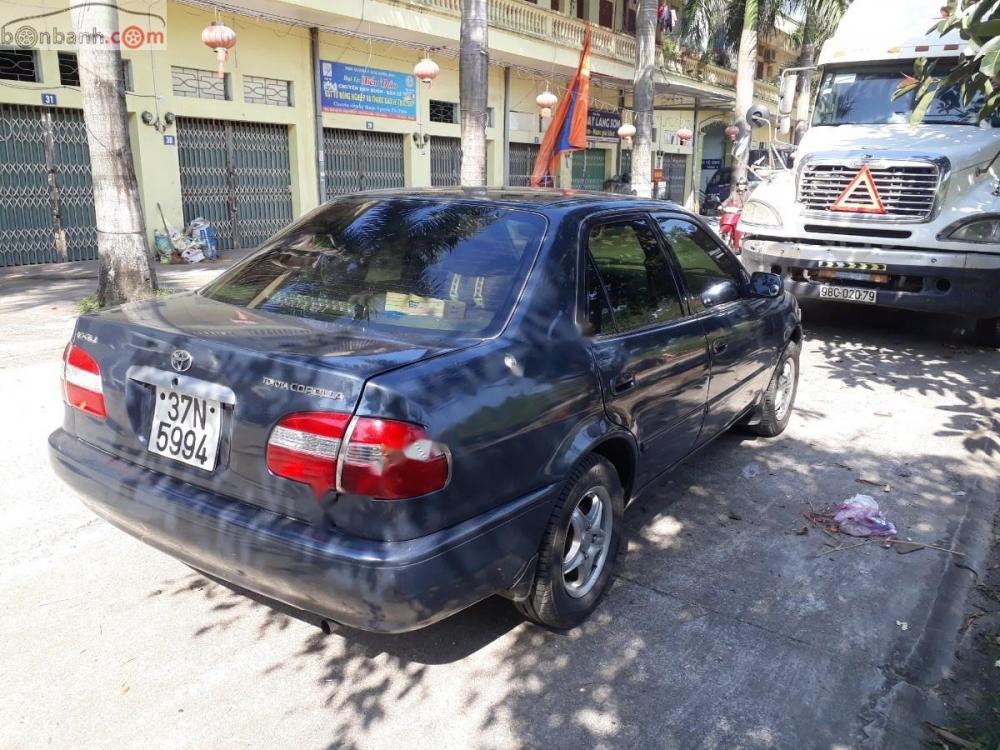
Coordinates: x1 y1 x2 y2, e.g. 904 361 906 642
530 25 592 187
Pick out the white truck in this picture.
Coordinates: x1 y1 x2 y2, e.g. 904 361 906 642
739 0 1000 343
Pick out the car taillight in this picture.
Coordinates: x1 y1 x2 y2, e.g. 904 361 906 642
265 413 449 500
339 417 450 500
63 343 106 419
266 412 350 497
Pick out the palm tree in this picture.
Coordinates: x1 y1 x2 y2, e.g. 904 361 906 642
681 0 789 181
790 0 849 143
459 0 489 187
632 0 659 198
70 0 157 305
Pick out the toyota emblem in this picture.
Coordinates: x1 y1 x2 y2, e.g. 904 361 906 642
170 350 193 373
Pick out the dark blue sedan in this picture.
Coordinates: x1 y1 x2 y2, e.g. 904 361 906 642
50 190 801 632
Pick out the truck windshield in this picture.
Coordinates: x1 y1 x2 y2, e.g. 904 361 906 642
202 198 547 339
813 66 1000 127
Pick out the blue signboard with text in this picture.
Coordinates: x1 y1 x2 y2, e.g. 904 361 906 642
320 61 416 121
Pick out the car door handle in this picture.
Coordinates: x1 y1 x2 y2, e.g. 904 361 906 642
712 340 729 354
611 372 636 394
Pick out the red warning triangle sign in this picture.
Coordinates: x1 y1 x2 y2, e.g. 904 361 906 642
830 165 886 214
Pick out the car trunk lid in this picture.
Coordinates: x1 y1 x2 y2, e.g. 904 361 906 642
68 293 470 523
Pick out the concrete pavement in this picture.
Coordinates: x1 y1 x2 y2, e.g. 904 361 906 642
1 261 997 749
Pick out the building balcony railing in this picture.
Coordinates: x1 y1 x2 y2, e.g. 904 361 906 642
404 0 779 103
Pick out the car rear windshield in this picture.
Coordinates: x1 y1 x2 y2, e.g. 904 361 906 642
202 199 547 338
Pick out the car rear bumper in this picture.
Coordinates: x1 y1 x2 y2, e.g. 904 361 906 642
743 238 1000 319
49 429 557 633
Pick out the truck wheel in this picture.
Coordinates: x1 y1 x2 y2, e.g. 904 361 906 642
973 317 999 348
750 341 800 437
515 455 624 630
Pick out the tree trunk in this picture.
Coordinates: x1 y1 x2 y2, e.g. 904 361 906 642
732 0 758 183
70 0 156 307
631 0 657 198
459 0 489 187
793 41 817 145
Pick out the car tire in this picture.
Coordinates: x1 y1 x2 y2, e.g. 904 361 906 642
515 454 624 630
749 340 800 438
973 317 999 348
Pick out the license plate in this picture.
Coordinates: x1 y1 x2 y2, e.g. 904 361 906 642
149 387 222 470
818 284 877 304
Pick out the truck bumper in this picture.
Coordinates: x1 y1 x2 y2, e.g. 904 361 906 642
49 429 557 633
742 238 1000 319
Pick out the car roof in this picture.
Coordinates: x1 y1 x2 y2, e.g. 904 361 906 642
322 187 685 215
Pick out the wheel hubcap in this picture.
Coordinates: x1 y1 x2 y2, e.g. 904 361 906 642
562 486 613 599
773 358 795 420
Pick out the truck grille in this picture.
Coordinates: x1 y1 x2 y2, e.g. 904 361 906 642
798 162 941 221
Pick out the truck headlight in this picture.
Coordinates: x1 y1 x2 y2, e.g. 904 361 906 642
939 214 1000 244
740 200 783 228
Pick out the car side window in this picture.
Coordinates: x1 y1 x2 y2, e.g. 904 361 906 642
584 256 615 336
586 217 684 333
655 217 745 313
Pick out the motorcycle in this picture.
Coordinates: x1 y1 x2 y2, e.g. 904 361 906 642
718 204 742 254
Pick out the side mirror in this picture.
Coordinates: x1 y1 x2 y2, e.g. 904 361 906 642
749 271 783 299
778 74 796 116
702 280 740 308
746 103 771 128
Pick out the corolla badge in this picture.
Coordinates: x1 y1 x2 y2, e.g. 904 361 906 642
170 349 193 373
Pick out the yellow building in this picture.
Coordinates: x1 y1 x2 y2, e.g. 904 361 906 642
0 0 787 266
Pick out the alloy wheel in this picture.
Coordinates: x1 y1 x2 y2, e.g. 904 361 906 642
562 485 613 599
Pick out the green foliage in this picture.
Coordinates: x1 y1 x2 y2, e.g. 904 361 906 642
896 0 1000 124
790 0 851 49
680 0 849 60
662 36 680 60
77 295 101 314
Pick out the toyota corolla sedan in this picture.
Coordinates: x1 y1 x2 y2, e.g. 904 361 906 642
50 189 801 633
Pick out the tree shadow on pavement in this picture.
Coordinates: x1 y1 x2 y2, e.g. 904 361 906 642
155 427 997 749
138 298 999 749
801 301 1000 458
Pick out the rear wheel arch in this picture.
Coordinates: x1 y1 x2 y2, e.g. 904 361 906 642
589 433 637 502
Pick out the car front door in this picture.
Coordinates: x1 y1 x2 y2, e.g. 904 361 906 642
652 214 774 441
583 214 710 488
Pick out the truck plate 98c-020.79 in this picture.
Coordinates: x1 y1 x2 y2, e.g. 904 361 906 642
817 285 877 304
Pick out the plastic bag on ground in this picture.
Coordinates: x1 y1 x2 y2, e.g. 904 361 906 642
153 230 173 264
181 246 205 263
834 494 897 537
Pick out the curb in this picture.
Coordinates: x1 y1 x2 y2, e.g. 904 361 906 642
859 471 999 748
0 249 254 286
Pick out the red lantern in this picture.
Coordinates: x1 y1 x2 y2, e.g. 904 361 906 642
725 124 740 141
201 21 237 79
413 57 440 86
676 127 693 145
536 90 557 119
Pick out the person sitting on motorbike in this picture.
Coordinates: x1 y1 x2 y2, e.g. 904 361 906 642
723 177 750 211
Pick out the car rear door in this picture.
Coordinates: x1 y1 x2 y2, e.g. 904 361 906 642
652 213 774 441
583 213 710 488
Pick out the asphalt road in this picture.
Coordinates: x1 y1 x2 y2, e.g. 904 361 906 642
1 261 997 749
